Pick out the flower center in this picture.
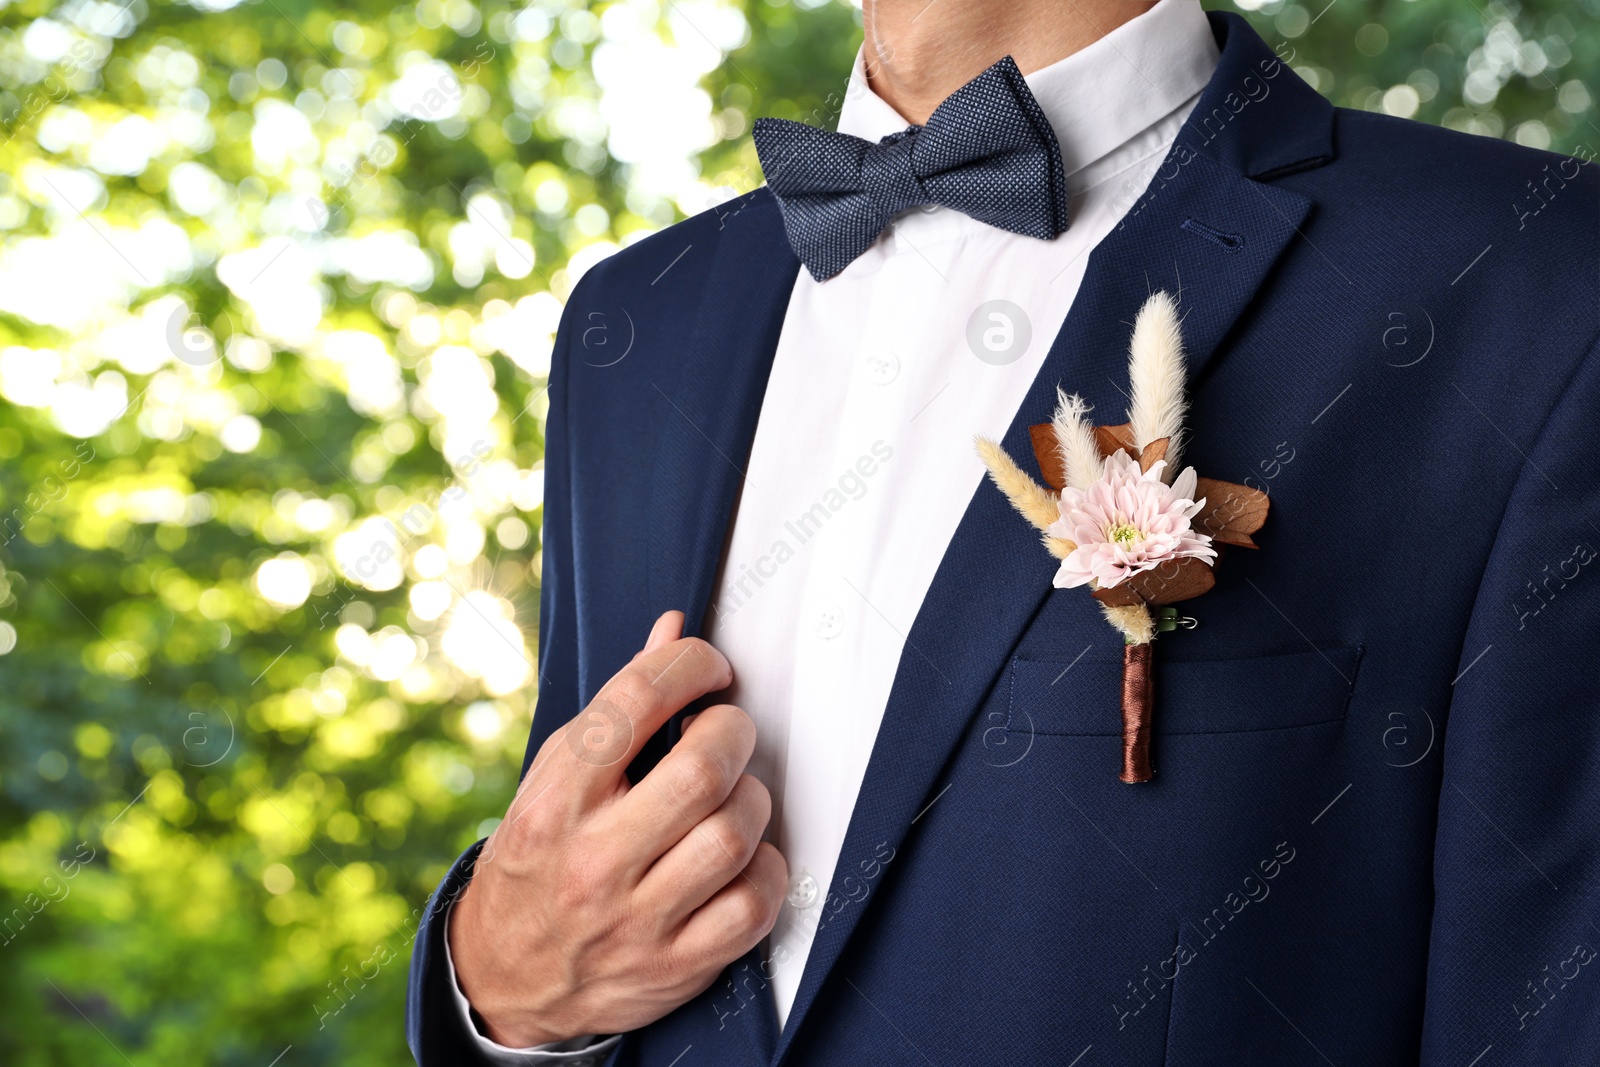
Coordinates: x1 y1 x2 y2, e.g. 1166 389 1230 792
1108 522 1142 547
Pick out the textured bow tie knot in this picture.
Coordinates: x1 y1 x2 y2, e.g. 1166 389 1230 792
861 128 930 222
752 55 1070 280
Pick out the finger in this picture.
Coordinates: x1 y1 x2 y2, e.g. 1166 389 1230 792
675 842 787 966
513 612 683 791
639 610 684 657
561 636 734 800
637 773 771 923
608 704 756 864
494 617 701 845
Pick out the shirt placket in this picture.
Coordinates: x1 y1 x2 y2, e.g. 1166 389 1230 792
768 216 956 1016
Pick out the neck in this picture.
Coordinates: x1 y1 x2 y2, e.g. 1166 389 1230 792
861 0 1158 123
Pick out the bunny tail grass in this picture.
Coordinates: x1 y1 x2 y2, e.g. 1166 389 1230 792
1100 602 1155 645
975 436 1060 532
1043 534 1076 560
1127 290 1188 478
1051 388 1104 491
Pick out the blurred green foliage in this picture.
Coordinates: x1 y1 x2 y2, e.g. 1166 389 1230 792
0 0 1591 1062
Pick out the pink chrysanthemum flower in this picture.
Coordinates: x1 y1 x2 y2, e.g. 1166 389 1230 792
1049 450 1217 590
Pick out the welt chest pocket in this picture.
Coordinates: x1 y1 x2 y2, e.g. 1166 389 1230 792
1007 646 1363 737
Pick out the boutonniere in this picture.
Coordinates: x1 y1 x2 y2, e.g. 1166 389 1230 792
976 292 1268 784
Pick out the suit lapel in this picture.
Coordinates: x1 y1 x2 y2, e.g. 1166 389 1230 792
770 14 1333 1061
641 193 798 1064
646 193 802 637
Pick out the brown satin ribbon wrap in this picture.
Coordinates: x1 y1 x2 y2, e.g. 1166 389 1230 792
1120 642 1155 784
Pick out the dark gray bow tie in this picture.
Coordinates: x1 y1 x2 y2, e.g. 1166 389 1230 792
752 55 1070 281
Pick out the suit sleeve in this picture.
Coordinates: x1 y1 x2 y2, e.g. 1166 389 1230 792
407 283 611 1065
520 272 589 776
405 842 618 1066
1419 336 1600 1064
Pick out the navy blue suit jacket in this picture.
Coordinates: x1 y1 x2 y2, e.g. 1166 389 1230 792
411 14 1600 1065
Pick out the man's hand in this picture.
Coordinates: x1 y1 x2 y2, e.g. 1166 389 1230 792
448 611 788 1047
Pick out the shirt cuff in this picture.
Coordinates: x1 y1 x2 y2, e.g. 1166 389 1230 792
441 904 621 1064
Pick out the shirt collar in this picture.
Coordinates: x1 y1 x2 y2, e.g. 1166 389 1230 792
835 0 1219 180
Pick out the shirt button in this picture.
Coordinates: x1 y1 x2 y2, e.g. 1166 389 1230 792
813 602 844 640
787 873 820 909
864 351 899 385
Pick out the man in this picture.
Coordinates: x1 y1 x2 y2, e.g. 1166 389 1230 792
410 0 1600 1063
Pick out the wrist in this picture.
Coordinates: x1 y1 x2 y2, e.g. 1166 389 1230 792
478 1012 569 1050
448 877 573 1047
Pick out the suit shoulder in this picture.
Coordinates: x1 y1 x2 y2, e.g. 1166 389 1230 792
1306 109 1596 328
1326 107 1598 210
1278 111 1597 421
566 188 779 304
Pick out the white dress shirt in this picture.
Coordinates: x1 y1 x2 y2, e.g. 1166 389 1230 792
450 1 1219 1058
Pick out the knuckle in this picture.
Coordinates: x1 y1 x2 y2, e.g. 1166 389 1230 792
697 817 750 866
668 750 728 808
728 885 774 934
500 789 561 849
606 669 662 721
